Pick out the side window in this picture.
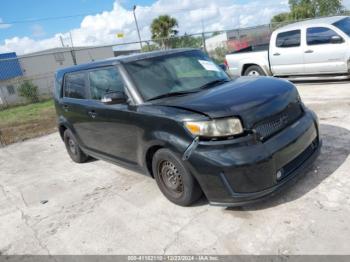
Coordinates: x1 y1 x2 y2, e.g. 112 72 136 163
6 85 15 95
307 27 343 45
276 30 301 48
64 72 87 99
88 68 124 100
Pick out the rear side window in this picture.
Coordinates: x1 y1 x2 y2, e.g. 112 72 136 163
276 30 301 48
64 72 87 99
307 27 342 45
88 68 124 100
333 17 350 37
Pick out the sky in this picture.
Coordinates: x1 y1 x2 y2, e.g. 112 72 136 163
0 0 349 54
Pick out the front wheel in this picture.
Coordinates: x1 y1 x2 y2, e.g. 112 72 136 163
152 149 202 206
244 65 266 76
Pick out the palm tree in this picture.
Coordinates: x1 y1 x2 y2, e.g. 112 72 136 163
151 15 178 49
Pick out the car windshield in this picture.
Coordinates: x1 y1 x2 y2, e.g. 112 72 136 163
333 17 350 37
123 50 229 101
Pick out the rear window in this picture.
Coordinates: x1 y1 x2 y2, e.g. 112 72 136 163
64 72 88 99
307 27 342 45
276 30 301 48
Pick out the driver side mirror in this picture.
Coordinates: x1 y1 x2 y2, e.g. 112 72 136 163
101 91 127 105
331 35 343 44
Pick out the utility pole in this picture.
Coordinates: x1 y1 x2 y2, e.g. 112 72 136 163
201 19 207 53
133 5 143 50
69 31 77 65
59 36 65 47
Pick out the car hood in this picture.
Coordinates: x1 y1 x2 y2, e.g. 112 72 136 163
153 77 300 128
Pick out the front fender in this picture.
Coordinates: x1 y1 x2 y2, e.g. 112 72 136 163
139 122 194 174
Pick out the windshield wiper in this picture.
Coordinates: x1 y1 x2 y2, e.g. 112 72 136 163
199 79 230 90
147 90 198 101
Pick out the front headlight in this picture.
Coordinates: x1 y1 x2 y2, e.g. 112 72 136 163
184 117 243 137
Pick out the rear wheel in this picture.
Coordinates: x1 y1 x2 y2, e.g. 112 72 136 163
152 149 202 206
63 129 89 163
244 65 266 76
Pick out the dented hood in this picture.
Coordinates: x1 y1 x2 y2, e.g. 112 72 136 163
152 77 300 128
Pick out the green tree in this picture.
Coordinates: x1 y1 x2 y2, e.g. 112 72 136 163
271 12 290 23
169 34 203 49
141 43 160 52
17 80 39 103
210 46 228 64
271 0 344 24
151 15 178 49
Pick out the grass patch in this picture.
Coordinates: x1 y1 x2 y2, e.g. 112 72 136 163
0 100 57 145
0 100 55 126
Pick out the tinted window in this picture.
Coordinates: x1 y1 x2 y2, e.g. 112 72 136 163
307 27 342 45
88 68 124 100
333 17 350 37
276 30 301 48
64 73 87 99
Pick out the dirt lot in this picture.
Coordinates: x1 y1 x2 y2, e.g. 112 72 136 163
0 82 350 255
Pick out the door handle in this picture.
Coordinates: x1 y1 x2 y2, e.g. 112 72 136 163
305 50 314 53
273 53 280 56
63 104 69 112
88 110 98 119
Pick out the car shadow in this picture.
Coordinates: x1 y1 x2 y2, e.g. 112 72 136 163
226 123 350 211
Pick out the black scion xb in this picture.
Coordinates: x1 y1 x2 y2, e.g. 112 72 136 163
54 49 321 206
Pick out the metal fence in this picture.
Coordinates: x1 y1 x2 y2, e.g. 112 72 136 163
0 22 277 104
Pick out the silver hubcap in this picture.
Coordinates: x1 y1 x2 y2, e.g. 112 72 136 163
159 160 184 195
68 138 77 155
248 70 260 76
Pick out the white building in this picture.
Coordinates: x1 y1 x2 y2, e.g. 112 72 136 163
205 33 228 52
0 46 114 107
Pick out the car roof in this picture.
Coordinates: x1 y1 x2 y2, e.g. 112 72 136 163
275 16 348 32
56 48 198 78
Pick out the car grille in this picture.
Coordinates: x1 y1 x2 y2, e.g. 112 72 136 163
254 102 303 141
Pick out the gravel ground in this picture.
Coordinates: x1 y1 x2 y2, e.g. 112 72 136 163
0 81 349 255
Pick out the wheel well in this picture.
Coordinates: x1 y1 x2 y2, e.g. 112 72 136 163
145 145 163 178
58 125 67 141
242 64 260 75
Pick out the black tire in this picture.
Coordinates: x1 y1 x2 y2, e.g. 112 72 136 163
244 65 266 76
152 149 202 206
63 129 89 163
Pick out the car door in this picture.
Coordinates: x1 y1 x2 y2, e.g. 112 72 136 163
61 71 93 148
84 66 139 165
304 26 348 74
270 29 305 76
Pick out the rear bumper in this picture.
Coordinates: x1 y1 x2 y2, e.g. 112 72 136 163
185 109 321 206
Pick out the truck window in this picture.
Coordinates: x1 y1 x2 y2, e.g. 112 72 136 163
333 17 350 37
64 72 88 99
307 27 343 45
276 30 301 48
88 68 124 100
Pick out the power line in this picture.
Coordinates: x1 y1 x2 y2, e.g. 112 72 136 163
0 13 95 25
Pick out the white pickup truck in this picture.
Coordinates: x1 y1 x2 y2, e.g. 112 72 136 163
225 16 350 80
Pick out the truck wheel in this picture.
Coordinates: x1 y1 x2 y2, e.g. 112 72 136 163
152 149 202 206
63 129 89 163
244 65 266 76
